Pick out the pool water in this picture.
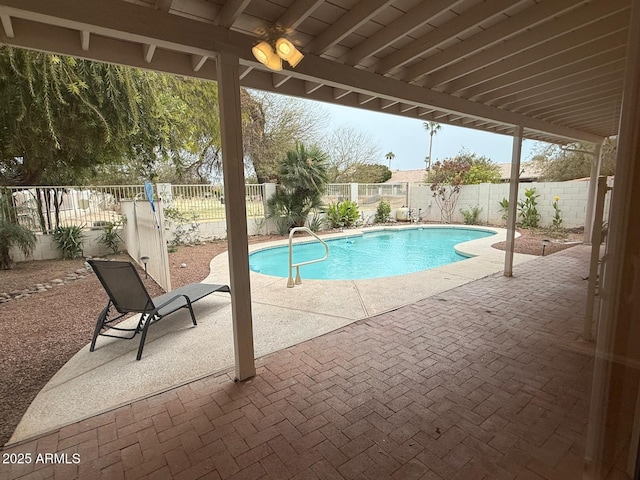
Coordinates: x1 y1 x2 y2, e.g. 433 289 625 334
249 227 495 280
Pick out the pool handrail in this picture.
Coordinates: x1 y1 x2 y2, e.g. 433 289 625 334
288 227 329 288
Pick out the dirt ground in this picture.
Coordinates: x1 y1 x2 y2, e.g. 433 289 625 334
0 227 581 447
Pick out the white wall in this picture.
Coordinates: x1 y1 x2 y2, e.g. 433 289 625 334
9 228 117 263
408 180 611 228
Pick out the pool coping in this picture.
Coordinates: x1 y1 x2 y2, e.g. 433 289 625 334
9 224 537 445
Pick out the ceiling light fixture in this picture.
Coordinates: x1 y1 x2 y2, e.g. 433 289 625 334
252 37 304 71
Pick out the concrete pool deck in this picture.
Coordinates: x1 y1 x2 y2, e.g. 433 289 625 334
9 225 537 444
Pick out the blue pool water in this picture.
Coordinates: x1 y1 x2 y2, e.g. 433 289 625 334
249 227 495 280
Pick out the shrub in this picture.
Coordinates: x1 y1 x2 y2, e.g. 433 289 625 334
52 225 85 259
517 188 540 228
460 205 483 225
325 200 360 229
267 143 329 231
498 198 509 222
374 200 391 223
0 220 37 269
97 219 125 254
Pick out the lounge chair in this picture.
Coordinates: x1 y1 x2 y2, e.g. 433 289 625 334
88 259 230 360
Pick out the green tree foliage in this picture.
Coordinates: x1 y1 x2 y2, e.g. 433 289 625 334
349 163 392 183
267 143 329 230
0 220 36 269
0 46 177 186
242 92 328 184
325 200 360 229
531 140 616 181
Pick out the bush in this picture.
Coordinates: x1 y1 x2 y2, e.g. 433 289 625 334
518 188 540 228
325 200 360 229
52 225 85 259
97 220 125 254
0 220 37 269
374 200 391 223
460 205 483 225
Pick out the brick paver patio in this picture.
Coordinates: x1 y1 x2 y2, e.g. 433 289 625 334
1 246 594 479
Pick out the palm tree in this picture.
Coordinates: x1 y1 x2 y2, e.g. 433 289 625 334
385 151 395 169
267 143 330 229
423 121 441 171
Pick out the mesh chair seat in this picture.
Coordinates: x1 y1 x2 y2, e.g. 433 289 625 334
88 259 230 360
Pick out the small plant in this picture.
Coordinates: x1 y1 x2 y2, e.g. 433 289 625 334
97 219 125 254
498 198 509 222
551 195 563 229
545 195 566 239
518 188 540 228
307 211 324 233
374 200 391 224
165 208 201 250
460 205 483 225
325 200 360 229
0 220 37 269
52 225 85 259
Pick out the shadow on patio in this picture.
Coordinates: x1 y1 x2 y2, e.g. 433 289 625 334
0 246 594 480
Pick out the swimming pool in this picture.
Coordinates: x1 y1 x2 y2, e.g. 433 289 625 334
249 227 496 280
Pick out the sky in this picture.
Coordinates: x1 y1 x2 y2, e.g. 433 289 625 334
306 99 541 171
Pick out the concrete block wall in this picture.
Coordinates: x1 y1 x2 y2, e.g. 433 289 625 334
10 229 116 263
408 180 607 228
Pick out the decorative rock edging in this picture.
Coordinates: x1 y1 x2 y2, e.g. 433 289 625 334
0 258 104 305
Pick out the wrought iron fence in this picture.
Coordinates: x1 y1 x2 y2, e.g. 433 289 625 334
322 184 351 205
0 185 144 233
358 183 408 208
169 184 265 220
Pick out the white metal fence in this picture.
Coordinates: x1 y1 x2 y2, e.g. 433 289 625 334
0 185 144 233
1 183 266 233
358 183 408 208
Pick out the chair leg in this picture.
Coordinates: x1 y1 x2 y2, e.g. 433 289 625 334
90 302 111 352
136 315 153 361
187 302 197 326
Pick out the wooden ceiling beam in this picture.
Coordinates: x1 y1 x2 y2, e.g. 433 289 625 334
1 0 605 144
0 12 14 37
456 30 628 100
526 90 622 118
404 0 588 82
496 61 626 109
376 0 516 75
476 50 626 104
155 0 173 12
509 78 624 113
446 13 628 95
277 0 324 30
340 0 458 65
79 30 89 51
214 0 251 28
306 0 393 55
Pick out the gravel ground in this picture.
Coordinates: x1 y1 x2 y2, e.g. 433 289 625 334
0 227 581 447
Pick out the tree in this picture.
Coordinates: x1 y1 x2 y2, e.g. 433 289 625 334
242 92 328 184
385 151 395 169
325 125 381 182
423 121 441 171
267 143 329 231
531 140 616 181
427 149 500 222
0 46 176 186
429 158 469 223
349 163 392 183
456 150 501 184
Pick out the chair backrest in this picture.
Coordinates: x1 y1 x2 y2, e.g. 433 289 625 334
88 260 155 313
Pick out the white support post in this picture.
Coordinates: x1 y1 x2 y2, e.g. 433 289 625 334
585 0 640 476
350 183 358 203
584 143 603 244
216 51 256 382
504 125 523 277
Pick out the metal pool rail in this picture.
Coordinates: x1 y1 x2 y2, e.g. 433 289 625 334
287 227 329 288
